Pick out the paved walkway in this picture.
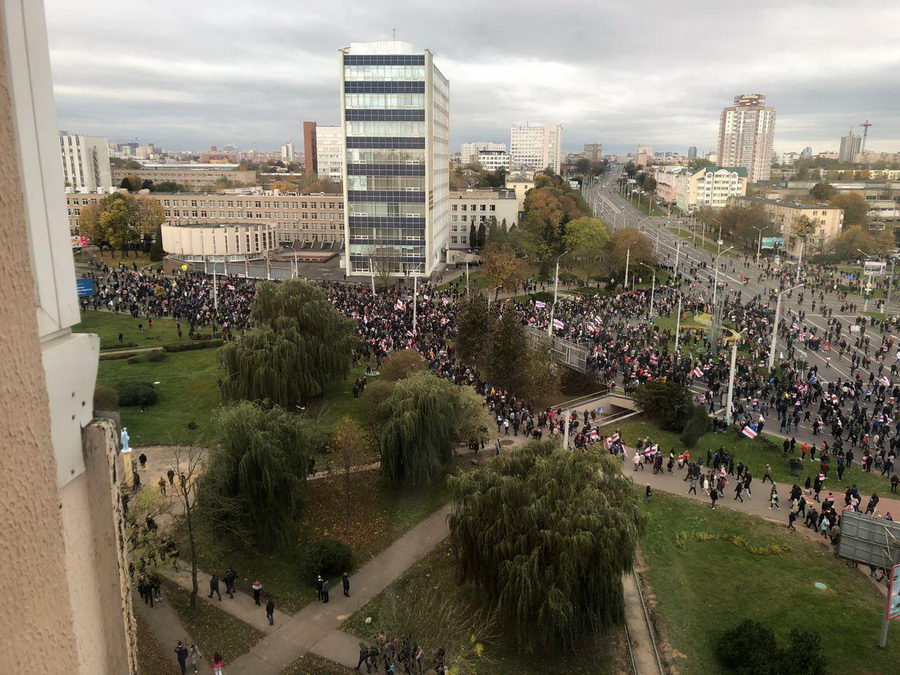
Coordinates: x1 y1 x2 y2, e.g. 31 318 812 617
134 590 213 674
226 504 452 675
624 446 900 523
163 567 291 633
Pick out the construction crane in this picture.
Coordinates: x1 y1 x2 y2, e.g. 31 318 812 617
860 120 873 153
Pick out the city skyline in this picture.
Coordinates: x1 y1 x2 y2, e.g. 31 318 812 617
45 1 900 154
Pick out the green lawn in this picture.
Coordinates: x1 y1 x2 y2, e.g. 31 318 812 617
182 470 451 614
641 491 899 674
75 310 194 350
615 419 892 496
342 539 623 674
163 580 264 665
97 347 222 446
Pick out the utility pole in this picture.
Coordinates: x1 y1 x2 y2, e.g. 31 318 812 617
548 251 568 337
711 246 734 311
369 258 375 294
768 283 804 369
725 330 744 425
624 245 632 289
562 409 570 450
412 274 417 335
674 291 683 352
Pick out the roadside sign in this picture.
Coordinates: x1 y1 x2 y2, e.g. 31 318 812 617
774 256 781 264
762 237 784 250
889 564 900 621
865 261 887 277
76 278 95 297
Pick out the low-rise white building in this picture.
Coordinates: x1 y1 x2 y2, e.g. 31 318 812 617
675 166 748 212
59 131 112 190
161 222 279 262
461 141 506 165
448 189 519 249
476 150 510 172
510 124 561 173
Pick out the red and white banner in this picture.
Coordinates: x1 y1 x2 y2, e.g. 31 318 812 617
552 319 564 330
741 426 757 439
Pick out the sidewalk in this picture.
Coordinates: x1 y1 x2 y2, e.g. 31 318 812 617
624 446 900 522
134 590 213 674
227 503 452 674
163 567 291 632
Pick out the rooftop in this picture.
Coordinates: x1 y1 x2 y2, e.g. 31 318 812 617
449 189 516 200
734 195 842 210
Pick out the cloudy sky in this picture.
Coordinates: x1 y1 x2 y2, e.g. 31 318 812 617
45 0 900 155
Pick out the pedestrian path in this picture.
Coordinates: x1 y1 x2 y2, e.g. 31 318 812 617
624 446 900 523
226 503 452 675
163 567 291 632
133 590 212 674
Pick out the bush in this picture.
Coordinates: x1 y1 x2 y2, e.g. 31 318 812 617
680 404 709 447
380 349 426 381
163 339 223 352
127 356 140 365
715 619 827 675
93 385 119 411
633 380 693 431
115 381 158 407
146 349 166 362
304 537 353 579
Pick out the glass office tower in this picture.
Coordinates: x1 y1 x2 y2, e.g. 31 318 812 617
340 41 449 277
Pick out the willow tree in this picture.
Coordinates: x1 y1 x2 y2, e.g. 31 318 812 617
220 280 356 406
199 401 325 548
448 440 645 648
376 372 463 484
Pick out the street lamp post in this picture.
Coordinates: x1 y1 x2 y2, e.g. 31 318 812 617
712 218 723 256
640 262 656 317
725 329 746 426
752 226 766 264
768 283 804 369
548 251 569 337
412 273 418 336
674 290 683 353
623 244 633 289
857 249 871 310
711 246 735 310
888 257 896 314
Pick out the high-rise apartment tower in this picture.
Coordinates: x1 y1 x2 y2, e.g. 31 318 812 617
717 94 776 183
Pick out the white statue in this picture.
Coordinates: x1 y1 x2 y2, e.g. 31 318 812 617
120 427 130 453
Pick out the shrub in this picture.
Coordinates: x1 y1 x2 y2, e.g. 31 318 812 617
633 380 693 431
163 339 223 352
93 385 119 411
115 381 158 407
304 537 353 579
380 349 426 381
715 619 827 675
146 349 166 362
680 404 709 447
127 356 140 364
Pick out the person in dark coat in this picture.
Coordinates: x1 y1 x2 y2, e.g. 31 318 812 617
265 596 275 626
321 578 330 603
174 641 189 675
342 572 351 597
208 573 221 601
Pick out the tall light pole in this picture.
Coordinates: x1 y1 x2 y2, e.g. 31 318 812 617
369 258 376 294
673 241 681 283
712 218 723 256
888 256 896 315
752 225 766 264
548 250 569 337
711 246 734 310
640 262 656 317
674 290 683 353
623 244 633 289
412 273 418 336
768 283 804 369
857 248 870 309
725 329 746 425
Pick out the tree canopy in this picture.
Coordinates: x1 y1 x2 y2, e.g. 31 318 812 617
809 182 837 202
829 192 869 227
200 401 325 548
563 216 610 283
481 242 529 299
220 280 356 406
454 292 492 367
448 440 645 648
608 228 656 284
78 192 164 253
632 379 694 431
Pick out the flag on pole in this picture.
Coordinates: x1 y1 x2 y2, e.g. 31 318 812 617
395 300 405 310
880 376 890 386
692 366 704 378
741 426 757 439
552 319 564 330
610 432 620 442
535 300 547 309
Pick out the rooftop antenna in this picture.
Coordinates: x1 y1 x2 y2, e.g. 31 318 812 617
860 120 873 153
392 28 398 40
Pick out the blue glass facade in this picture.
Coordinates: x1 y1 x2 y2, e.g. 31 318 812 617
340 42 448 277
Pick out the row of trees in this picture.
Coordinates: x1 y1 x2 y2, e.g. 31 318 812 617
78 192 165 256
808 184 870 227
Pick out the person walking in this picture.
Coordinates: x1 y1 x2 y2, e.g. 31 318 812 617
342 572 351 597
710 488 718 510
223 568 237 599
208 573 221 601
769 485 780 509
316 575 324 602
189 645 202 674
174 641 189 675
356 642 370 672
688 476 698 495
321 578 330 603
251 580 263 606
734 481 744 503
788 509 798 531
212 652 225 675
645 484 652 503
265 596 275 626
762 464 773 484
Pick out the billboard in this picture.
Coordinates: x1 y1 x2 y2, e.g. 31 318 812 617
864 261 887 277
838 511 900 569
76 278 95 297
761 237 784 250
889 564 900 621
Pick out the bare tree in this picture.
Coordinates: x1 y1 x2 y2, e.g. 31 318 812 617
172 446 205 609
329 416 373 535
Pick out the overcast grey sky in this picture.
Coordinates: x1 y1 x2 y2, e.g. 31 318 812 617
45 0 900 155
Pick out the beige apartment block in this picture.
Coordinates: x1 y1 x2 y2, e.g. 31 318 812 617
111 164 257 190
448 189 520 249
731 195 844 256
66 190 345 244
2 2 134 672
